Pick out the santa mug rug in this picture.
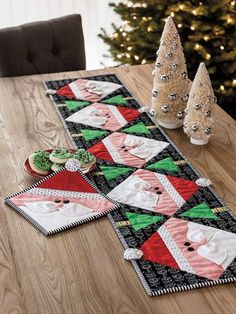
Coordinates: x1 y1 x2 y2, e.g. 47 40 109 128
5 164 118 235
20 74 235 296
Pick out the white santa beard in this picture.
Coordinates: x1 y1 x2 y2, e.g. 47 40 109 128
187 222 236 269
24 201 94 217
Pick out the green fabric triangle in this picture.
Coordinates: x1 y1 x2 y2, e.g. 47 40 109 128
146 157 180 172
80 129 109 141
64 100 90 110
180 202 219 220
126 212 164 231
103 95 127 104
123 122 151 135
100 165 133 181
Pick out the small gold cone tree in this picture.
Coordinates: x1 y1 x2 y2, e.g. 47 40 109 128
183 62 215 145
151 16 191 129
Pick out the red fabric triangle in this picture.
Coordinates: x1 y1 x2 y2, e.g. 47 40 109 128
88 141 113 162
117 106 140 123
141 232 180 269
38 170 96 193
166 175 199 201
56 84 75 99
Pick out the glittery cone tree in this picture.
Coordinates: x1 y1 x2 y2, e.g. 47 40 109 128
151 16 191 129
183 62 215 145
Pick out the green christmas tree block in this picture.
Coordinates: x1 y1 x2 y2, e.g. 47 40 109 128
123 122 151 135
64 100 90 110
80 129 109 141
100 165 133 181
180 202 219 220
147 157 180 172
103 95 127 104
126 212 164 231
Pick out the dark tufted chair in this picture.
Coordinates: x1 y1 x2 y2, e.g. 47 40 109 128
0 14 86 77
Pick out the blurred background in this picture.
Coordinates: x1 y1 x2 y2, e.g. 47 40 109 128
0 0 235 118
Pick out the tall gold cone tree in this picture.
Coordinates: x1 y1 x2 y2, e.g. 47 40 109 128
151 16 192 129
183 62 215 145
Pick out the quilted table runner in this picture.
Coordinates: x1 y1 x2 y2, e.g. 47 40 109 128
44 74 236 296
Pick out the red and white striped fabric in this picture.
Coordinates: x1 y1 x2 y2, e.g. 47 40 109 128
55 79 122 102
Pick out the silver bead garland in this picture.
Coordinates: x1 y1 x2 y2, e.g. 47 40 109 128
183 94 189 102
194 103 202 110
152 89 158 97
162 105 169 113
205 127 212 134
191 124 199 131
205 111 211 117
171 64 178 71
161 75 169 82
169 93 177 100
177 111 184 119
166 52 173 58
181 72 187 79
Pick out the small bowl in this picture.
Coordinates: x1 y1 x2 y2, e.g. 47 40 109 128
23 149 96 178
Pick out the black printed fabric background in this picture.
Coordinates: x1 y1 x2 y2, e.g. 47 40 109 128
45 75 236 296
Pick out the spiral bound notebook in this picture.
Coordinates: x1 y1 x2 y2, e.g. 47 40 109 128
5 168 118 235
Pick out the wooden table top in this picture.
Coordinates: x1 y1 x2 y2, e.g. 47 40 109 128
0 64 236 314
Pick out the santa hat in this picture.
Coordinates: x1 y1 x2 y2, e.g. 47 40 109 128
46 79 122 102
29 169 97 198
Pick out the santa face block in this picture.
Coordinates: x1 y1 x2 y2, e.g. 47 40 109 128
88 132 169 168
107 169 199 215
65 103 140 131
56 79 122 102
9 169 115 232
141 217 236 281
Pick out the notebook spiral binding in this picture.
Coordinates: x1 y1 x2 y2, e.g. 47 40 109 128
5 168 119 236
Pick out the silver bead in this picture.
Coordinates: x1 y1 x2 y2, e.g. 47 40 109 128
161 75 169 82
150 108 155 116
169 93 177 100
205 111 211 117
183 122 188 128
171 63 178 71
162 105 169 113
155 61 161 67
172 43 178 49
161 41 166 45
166 52 173 58
194 103 201 110
152 89 158 97
183 94 189 102
205 127 212 134
214 96 217 103
174 32 179 37
156 49 159 56
152 69 156 76
191 124 199 131
181 72 187 79
177 111 184 119
199 81 203 87
184 108 189 115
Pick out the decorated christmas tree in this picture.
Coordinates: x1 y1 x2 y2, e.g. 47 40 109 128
183 62 215 145
151 16 191 129
99 1 236 118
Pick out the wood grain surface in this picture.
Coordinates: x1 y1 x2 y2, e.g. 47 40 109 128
0 64 235 314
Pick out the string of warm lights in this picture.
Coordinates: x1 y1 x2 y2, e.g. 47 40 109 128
103 0 236 94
